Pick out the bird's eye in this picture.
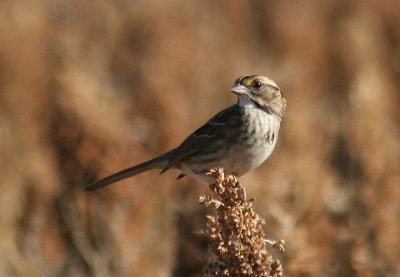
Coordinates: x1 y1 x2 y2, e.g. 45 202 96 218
253 81 262 89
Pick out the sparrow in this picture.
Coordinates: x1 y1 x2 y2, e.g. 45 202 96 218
85 75 286 191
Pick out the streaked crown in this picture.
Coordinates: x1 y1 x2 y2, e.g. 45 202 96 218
231 75 286 118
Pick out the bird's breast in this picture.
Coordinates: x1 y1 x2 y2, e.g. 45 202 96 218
179 106 281 182
231 107 281 174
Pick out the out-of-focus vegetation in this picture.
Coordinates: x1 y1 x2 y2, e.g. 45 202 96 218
0 1 399 276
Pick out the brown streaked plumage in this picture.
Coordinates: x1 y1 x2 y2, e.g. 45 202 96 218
85 75 286 191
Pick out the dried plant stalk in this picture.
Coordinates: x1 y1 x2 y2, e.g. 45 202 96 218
200 168 285 277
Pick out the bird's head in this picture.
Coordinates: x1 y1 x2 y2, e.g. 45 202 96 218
231 75 286 118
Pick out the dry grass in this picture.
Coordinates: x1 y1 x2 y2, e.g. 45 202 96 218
200 168 285 277
0 1 400 276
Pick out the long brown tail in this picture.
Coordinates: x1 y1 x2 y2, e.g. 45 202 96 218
84 154 168 191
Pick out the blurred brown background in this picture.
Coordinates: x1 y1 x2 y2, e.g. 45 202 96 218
1 0 399 276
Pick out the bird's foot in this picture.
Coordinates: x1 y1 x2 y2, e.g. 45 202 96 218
238 182 247 201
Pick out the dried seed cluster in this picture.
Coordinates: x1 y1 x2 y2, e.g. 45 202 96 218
200 168 284 277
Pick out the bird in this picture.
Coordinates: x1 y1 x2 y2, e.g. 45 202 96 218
85 75 286 191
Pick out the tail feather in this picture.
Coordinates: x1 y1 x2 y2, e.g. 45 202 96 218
85 155 168 191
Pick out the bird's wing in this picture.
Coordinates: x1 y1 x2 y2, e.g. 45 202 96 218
161 105 241 173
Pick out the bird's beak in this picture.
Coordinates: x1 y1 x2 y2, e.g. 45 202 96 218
230 84 248 95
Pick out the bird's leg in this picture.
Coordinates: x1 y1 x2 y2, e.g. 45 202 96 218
238 182 247 201
209 183 217 195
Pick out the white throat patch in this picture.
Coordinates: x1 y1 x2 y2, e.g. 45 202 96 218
237 95 257 108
